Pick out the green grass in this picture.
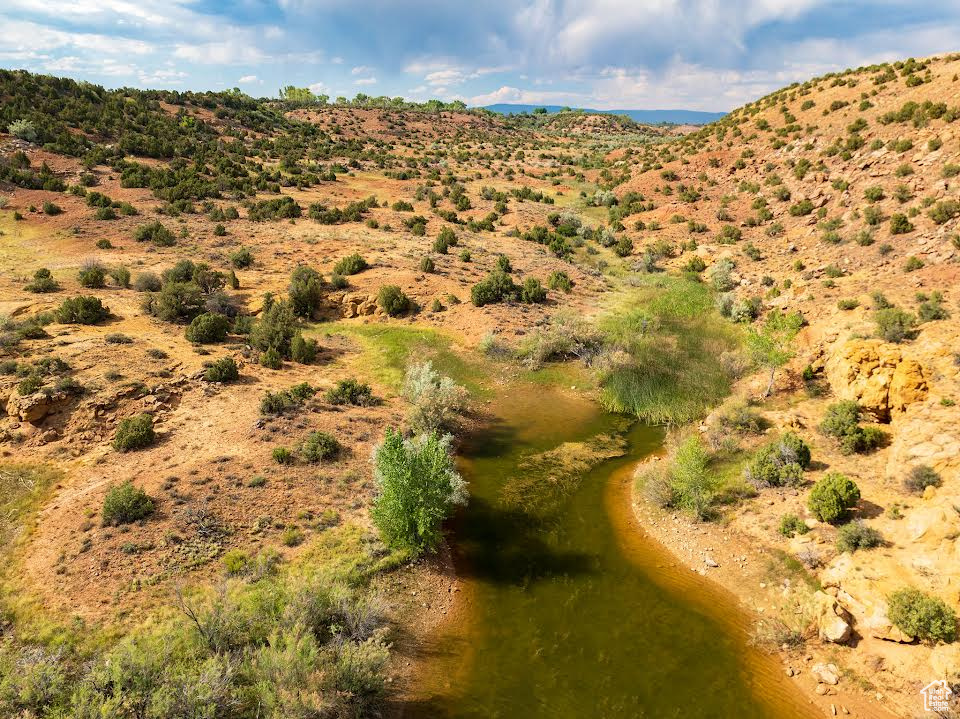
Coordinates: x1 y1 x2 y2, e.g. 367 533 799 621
295 522 411 585
597 275 742 424
0 463 62 567
316 322 490 396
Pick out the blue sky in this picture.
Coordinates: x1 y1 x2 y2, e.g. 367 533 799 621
2 1 959 111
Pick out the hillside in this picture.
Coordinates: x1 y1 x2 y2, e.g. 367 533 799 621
616 52 960 715
482 103 727 125
0 53 958 717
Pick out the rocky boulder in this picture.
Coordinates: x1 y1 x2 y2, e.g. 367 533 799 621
812 663 840 685
341 293 378 318
885 402 960 478
813 590 853 644
6 391 72 424
864 607 914 643
825 339 927 421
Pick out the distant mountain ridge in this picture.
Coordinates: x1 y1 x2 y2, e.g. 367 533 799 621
480 103 726 125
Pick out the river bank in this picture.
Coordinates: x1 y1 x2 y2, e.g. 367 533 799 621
628 459 900 719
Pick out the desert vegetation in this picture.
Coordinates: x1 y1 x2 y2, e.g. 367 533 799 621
1 50 959 716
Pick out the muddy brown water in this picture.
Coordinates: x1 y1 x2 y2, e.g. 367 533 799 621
404 387 814 718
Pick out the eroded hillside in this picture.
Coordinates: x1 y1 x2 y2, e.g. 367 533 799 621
0 54 958 716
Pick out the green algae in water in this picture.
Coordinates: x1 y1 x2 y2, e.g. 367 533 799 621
410 389 809 718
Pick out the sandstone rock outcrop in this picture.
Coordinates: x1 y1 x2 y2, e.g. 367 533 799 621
813 590 853 644
341 293 378 318
6 391 72 424
825 339 927 421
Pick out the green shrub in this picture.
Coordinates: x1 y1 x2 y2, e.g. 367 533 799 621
419 255 435 273
250 299 297 357
745 432 811 488
874 307 917 343
133 272 162 292
778 514 808 537
77 262 106 288
402 361 467 434
204 356 239 383
25 268 59 293
290 333 318 363
333 253 368 275
789 199 814 216
8 118 38 141
272 447 294 464
288 265 323 318
185 312 230 343
230 247 254 268
470 270 518 306
929 199 960 225
133 221 175 246
301 431 340 463
42 201 62 216
808 472 860 523
548 270 573 292
836 521 884 552
223 549 249 575
668 436 716 521
377 285 409 316
281 526 304 546
903 255 924 272
903 465 941 494
820 400 885 454
889 213 913 234
520 277 547 304
887 588 957 643
142 281 204 323
102 481 154 525
56 295 108 324
260 384 316 415
110 266 131 288
112 413 156 452
260 347 282 369
371 429 467 554
326 379 373 406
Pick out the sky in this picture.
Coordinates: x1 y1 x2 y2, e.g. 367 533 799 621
1 1 959 111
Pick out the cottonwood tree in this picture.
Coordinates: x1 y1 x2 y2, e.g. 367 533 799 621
371 429 467 554
747 310 804 396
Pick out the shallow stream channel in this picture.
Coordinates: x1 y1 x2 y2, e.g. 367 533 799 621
407 385 813 718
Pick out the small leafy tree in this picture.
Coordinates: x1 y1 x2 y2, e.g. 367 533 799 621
250 299 297 357
887 588 957 643
185 313 230 343
377 285 409 316
57 296 109 324
746 310 804 396
204 357 239 383
112 413 156 451
289 265 323 318
808 472 860 523
301 431 340 463
371 429 467 554
102 481 154 525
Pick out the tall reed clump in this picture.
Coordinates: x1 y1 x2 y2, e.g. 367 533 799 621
597 275 742 424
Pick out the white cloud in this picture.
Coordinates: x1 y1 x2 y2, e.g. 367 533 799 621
239 74 260 84
173 41 265 65
354 76 377 85
351 65 372 75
